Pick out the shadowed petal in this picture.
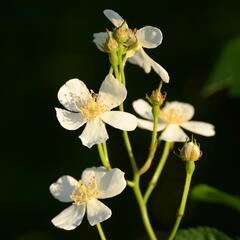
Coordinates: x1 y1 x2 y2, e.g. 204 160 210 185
103 9 125 27
100 111 137 131
79 118 108 148
93 32 108 52
87 199 112 226
50 175 78 202
98 74 127 109
55 108 86 130
52 204 86 230
58 78 91 112
180 121 215 136
132 99 153 120
136 26 162 48
137 118 167 131
160 124 189 142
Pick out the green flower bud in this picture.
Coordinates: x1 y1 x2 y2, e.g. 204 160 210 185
149 89 166 106
114 25 129 43
180 141 201 162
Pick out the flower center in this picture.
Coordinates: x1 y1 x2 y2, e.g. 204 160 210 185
159 107 188 124
79 93 109 121
70 177 99 205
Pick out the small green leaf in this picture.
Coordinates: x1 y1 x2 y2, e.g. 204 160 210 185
202 36 240 97
191 184 240 212
175 226 232 240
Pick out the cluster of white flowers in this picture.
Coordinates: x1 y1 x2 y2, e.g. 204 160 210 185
51 9 215 233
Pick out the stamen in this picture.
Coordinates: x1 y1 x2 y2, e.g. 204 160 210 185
70 177 99 205
159 107 188 124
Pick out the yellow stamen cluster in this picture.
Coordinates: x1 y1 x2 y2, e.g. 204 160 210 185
70 177 99 205
79 94 109 121
159 107 188 124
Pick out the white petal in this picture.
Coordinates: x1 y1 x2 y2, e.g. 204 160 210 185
98 74 127 109
136 26 162 49
79 118 108 148
128 49 152 73
81 167 126 199
55 108 86 130
180 121 215 136
51 204 86 230
140 49 170 83
58 78 91 112
132 99 153 120
100 111 137 131
103 9 125 27
137 118 167 131
162 101 195 121
97 168 126 199
50 175 78 202
87 199 112 226
93 32 108 52
160 124 189 142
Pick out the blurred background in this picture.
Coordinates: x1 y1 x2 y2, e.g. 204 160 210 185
2 0 240 239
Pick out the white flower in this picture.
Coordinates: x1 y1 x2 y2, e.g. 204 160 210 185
50 167 127 230
55 74 137 148
93 9 169 83
133 99 215 142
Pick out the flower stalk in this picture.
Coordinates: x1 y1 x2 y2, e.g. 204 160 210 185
96 223 107 240
168 161 195 240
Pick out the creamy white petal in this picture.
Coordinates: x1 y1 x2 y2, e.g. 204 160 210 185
82 167 126 199
140 49 169 83
128 49 151 73
103 9 125 27
162 101 195 121
50 175 78 202
97 168 126 199
137 118 167 131
82 167 108 184
55 108 86 130
87 199 112 226
132 99 153 120
180 121 215 136
58 78 91 112
160 124 189 142
136 26 162 49
93 32 108 52
79 118 108 148
100 111 137 131
98 74 127 109
52 204 86 230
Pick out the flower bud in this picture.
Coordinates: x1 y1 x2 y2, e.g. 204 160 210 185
114 23 129 43
104 32 119 53
180 141 201 162
125 29 137 47
149 89 166 106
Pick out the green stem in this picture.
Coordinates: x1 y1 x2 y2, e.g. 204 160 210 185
168 161 195 240
97 144 111 169
138 104 160 175
96 223 107 240
102 142 110 167
144 141 172 203
133 175 158 240
109 66 113 75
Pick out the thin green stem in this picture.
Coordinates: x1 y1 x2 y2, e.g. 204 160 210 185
109 66 113 74
168 162 195 240
96 223 107 240
97 144 111 169
133 175 157 240
138 104 159 175
144 141 172 203
102 142 110 166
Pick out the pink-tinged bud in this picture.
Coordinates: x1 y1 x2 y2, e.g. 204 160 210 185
150 89 166 106
114 26 129 43
104 32 119 53
180 142 201 162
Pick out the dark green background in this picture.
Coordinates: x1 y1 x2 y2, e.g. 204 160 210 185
2 0 240 239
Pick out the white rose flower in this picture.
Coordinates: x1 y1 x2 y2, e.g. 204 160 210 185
55 74 137 148
93 9 169 83
50 167 127 230
133 99 215 142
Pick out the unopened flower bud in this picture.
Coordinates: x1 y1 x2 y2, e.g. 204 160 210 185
125 29 137 47
104 32 119 53
180 141 201 161
150 89 166 106
114 22 129 43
